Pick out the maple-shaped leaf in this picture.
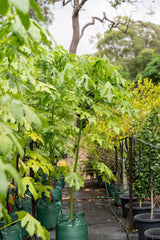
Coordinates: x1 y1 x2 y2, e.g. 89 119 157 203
65 172 84 191
16 211 49 240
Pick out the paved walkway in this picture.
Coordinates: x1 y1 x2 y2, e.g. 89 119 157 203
49 184 139 240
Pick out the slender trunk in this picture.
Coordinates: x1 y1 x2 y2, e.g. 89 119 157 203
123 159 128 189
70 120 82 219
150 187 154 219
69 3 80 53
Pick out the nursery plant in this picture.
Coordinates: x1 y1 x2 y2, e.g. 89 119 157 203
0 1 55 239
0 1 136 240
133 108 160 218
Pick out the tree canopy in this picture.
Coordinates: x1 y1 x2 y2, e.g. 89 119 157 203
141 55 160 84
33 0 159 54
92 20 160 80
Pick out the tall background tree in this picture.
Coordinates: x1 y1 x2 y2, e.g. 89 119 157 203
91 21 160 80
141 55 160 84
31 0 159 54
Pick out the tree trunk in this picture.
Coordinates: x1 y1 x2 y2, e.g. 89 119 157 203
69 1 80 54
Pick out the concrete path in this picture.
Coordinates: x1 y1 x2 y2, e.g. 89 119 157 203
49 186 139 240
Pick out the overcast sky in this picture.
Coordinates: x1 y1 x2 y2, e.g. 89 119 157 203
48 0 160 56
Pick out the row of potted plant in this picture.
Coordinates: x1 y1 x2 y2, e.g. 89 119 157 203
117 109 160 240
0 2 136 240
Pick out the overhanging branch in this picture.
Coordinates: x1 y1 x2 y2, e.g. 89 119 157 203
80 12 132 40
62 0 72 6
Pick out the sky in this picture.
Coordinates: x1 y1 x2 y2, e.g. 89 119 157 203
48 0 160 56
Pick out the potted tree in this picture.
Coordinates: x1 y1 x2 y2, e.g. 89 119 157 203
133 109 160 240
55 54 134 239
124 163 149 226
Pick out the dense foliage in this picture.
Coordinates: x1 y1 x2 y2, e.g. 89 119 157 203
93 21 160 81
141 55 160 84
0 0 136 237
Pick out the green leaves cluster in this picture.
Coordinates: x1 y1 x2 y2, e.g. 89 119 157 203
94 20 160 81
0 0 135 236
0 0 44 30
131 109 160 202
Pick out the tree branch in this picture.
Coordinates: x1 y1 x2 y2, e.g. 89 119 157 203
80 12 132 40
73 0 87 17
62 0 72 6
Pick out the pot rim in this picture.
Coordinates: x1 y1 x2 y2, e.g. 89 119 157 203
134 213 160 222
119 194 137 200
144 227 160 239
125 202 151 210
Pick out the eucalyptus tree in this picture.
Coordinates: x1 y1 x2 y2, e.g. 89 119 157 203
93 21 160 80
35 0 157 54
141 55 160 84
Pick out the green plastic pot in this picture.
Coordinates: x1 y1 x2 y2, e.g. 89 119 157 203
115 189 129 206
56 210 88 240
50 181 62 202
0 214 21 240
36 199 62 229
108 183 123 197
0 223 21 240
54 173 65 188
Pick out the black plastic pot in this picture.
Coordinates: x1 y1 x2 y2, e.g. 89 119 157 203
144 228 160 240
134 213 160 240
125 202 151 228
154 208 160 214
120 194 138 217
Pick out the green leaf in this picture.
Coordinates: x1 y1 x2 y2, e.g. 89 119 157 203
16 10 30 30
0 135 12 156
100 81 115 101
9 99 23 122
30 0 45 21
24 106 42 129
28 20 41 42
21 177 38 200
0 159 23 199
65 172 84 191
7 131 24 158
0 169 8 199
27 151 54 175
16 212 50 240
92 161 116 183
0 0 9 15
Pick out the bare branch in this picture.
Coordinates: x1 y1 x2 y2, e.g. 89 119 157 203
80 12 133 40
79 0 88 10
62 0 72 6
73 0 87 17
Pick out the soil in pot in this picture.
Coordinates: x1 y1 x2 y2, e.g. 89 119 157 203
120 194 138 217
125 202 151 228
144 228 160 240
134 213 160 240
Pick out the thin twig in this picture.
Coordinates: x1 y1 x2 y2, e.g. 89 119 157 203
62 0 72 6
